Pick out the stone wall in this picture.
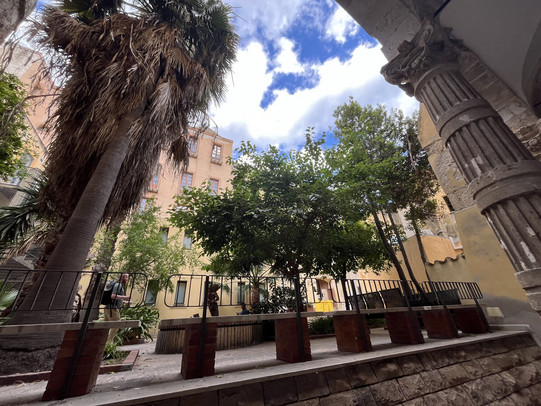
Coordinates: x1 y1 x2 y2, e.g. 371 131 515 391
139 333 541 405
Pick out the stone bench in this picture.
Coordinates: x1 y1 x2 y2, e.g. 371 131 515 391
0 320 140 401
160 304 489 380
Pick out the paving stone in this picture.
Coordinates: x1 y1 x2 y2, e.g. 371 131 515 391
420 370 446 393
324 368 351 393
438 364 470 387
491 339 510 354
477 356 503 375
461 343 482 359
401 398 427 406
461 378 498 404
418 352 438 370
430 350 452 368
522 345 541 361
263 377 298 406
510 348 529 365
396 355 424 375
478 341 497 357
370 379 405 405
528 382 541 397
520 335 537 347
180 391 218 405
491 353 517 371
371 359 403 380
443 348 470 364
506 364 541 387
422 386 474 406
296 372 329 401
397 373 429 400
288 400 320 406
502 336 528 351
345 364 378 388
460 359 486 379
482 373 517 399
491 388 537 406
219 383 264 406
319 387 376 406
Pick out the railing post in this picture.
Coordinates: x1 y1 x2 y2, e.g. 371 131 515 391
198 275 210 377
341 278 350 310
293 276 306 362
349 279 370 352
62 271 103 399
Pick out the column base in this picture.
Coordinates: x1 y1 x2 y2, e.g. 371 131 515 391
453 307 490 334
421 309 459 339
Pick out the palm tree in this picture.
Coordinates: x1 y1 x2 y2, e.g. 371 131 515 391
1 0 237 371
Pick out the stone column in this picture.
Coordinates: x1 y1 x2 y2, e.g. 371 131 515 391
382 19 541 314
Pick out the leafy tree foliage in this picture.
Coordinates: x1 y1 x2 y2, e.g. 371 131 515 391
329 99 438 292
169 131 388 282
0 71 28 180
109 200 199 292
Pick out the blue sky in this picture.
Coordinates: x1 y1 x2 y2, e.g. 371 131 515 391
210 0 418 151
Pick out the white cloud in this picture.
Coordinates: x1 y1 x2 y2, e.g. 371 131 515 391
211 39 418 150
275 38 303 74
325 6 359 43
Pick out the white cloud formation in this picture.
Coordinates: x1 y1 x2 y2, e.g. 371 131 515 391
275 38 304 74
325 5 359 43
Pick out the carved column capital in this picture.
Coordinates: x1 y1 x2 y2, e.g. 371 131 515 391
381 19 459 97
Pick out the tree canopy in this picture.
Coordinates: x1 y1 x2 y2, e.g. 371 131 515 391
169 131 389 281
329 99 438 290
103 200 199 291
0 71 28 181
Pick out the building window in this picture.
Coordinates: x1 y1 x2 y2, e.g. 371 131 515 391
149 163 161 192
188 137 198 157
183 233 193 249
209 178 219 195
237 282 246 304
180 172 193 193
175 281 187 306
160 227 169 243
8 152 33 186
443 195 455 212
211 144 222 164
139 198 148 212
144 280 159 305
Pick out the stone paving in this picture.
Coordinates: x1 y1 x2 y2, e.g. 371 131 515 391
0 328 531 405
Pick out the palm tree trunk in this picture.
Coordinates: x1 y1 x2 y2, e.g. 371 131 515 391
0 106 144 374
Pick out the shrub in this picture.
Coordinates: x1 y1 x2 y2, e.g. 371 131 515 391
117 305 159 342
308 316 334 335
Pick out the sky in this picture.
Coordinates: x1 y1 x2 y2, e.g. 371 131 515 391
210 0 419 151
31 0 419 151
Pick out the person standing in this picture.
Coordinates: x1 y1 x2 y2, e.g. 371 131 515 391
104 273 130 344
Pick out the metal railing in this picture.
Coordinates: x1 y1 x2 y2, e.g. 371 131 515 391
163 273 482 311
0 268 147 317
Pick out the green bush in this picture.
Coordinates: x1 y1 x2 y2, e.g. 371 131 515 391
308 316 334 335
117 305 159 342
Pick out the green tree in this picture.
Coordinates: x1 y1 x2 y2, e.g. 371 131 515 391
0 71 28 180
329 100 436 297
169 131 388 285
111 200 199 292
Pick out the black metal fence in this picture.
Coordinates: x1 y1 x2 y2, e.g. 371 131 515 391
0 269 147 317
163 273 483 311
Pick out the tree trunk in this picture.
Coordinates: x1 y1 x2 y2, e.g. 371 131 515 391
81 218 123 322
0 105 143 374
385 210 426 301
369 204 413 299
